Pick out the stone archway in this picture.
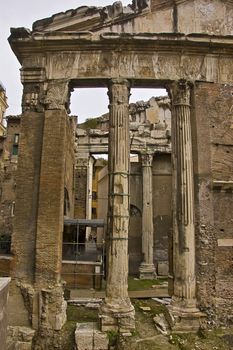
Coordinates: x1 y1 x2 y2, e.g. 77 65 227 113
7 0 233 346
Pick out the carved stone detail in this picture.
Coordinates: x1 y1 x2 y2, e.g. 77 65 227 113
132 0 150 11
44 80 70 111
22 83 45 113
101 78 135 332
141 152 153 167
172 79 191 106
76 158 89 167
169 80 198 312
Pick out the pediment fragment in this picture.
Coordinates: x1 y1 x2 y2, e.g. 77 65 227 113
32 1 150 32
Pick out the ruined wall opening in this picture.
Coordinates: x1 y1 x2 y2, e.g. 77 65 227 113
7 0 233 338
62 88 110 289
128 87 172 278
66 85 172 286
70 87 109 124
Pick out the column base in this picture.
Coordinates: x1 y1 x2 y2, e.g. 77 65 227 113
100 299 135 333
139 263 156 280
168 299 206 333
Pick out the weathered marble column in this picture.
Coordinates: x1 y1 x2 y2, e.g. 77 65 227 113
170 80 198 314
86 156 94 240
139 152 156 279
101 79 135 332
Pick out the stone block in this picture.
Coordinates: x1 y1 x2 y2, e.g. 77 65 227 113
139 306 151 311
75 322 108 350
15 341 32 350
157 262 169 276
153 313 169 335
18 327 35 342
7 326 35 350
100 314 118 332
94 330 109 350
0 278 10 350
151 129 167 138
54 299 67 330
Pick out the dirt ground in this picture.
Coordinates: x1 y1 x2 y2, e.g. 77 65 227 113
61 300 233 350
120 299 233 350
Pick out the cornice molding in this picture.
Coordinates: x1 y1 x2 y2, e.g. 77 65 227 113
9 31 233 52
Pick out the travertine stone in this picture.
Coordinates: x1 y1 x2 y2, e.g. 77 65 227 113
31 0 233 37
170 80 198 312
21 82 45 113
101 79 135 332
7 326 35 350
139 152 156 279
6 0 233 337
44 80 70 112
157 262 169 276
15 341 32 350
75 322 108 350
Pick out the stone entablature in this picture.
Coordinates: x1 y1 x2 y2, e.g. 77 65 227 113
7 0 233 344
10 31 233 87
32 1 149 32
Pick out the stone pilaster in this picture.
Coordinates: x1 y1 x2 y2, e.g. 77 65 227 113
101 79 135 333
8 80 46 328
139 152 156 279
33 80 70 335
169 80 202 329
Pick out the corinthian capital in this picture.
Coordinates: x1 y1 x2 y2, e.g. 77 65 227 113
44 80 70 111
141 152 153 167
108 79 130 105
170 80 192 106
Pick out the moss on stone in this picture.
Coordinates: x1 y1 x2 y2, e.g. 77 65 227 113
61 302 233 350
128 277 167 291
67 304 99 323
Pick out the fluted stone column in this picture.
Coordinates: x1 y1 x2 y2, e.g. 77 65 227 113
101 79 135 332
170 80 198 314
139 152 156 279
86 156 94 240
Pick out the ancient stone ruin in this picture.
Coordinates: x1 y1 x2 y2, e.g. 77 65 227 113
2 0 233 348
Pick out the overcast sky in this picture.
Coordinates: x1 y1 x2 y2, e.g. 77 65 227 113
0 0 166 122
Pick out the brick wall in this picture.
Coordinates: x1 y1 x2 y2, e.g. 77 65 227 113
194 82 233 324
74 164 87 219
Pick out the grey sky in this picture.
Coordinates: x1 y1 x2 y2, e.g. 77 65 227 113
0 0 166 121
